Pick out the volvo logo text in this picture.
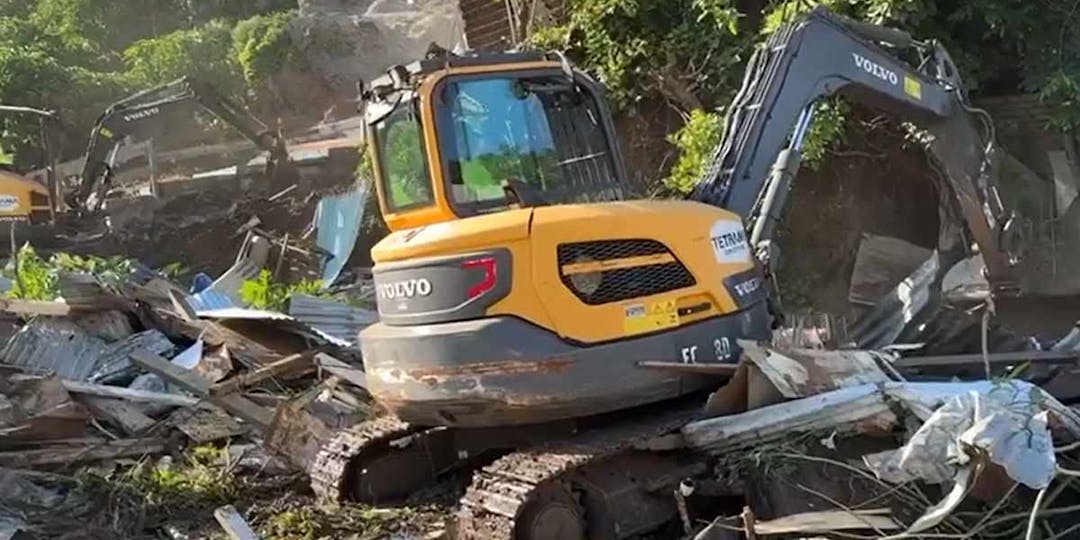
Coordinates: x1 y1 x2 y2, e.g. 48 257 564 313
852 53 899 85
378 278 433 300
123 107 160 123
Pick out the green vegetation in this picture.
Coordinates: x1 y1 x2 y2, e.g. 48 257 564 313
123 445 239 510
536 0 1080 180
3 244 135 300
157 261 191 282
233 10 302 86
239 269 324 311
4 244 58 300
664 109 723 194
260 503 428 540
529 0 746 110
0 1 301 171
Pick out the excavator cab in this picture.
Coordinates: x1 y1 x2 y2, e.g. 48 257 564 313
357 51 770 429
362 51 629 232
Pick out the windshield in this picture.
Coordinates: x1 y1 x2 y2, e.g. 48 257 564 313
375 103 433 211
436 75 623 212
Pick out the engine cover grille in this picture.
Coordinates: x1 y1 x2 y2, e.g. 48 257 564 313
557 239 696 305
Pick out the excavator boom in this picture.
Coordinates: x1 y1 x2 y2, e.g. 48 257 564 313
72 76 288 210
692 7 1017 287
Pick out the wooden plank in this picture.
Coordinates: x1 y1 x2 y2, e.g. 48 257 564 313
315 353 367 389
637 361 740 376
753 509 899 535
210 352 314 396
170 407 249 444
81 397 157 436
0 438 166 467
214 505 261 540
56 378 201 407
0 299 72 316
129 350 274 428
893 350 1080 369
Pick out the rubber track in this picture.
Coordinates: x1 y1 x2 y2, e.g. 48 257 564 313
457 403 702 539
309 415 413 502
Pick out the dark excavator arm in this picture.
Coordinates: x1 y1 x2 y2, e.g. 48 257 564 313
691 7 1017 288
73 76 289 210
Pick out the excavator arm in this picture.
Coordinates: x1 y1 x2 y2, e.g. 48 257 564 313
691 7 1018 288
72 76 289 210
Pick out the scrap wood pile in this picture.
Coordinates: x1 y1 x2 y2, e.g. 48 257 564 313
0 236 384 539
676 338 1080 540
667 243 1080 539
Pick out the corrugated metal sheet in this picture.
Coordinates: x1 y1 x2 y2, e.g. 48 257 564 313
288 294 378 345
1 319 107 380
315 189 368 286
87 330 176 383
195 307 353 348
0 321 174 382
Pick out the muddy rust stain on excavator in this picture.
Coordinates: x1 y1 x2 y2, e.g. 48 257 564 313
405 357 576 378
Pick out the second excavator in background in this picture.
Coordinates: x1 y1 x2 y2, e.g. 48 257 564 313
67 76 297 212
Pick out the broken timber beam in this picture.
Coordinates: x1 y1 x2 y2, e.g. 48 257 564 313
210 352 314 396
7 375 202 407
130 350 274 428
315 353 367 389
0 299 73 316
893 350 1080 369
148 307 282 367
0 438 166 467
81 397 157 435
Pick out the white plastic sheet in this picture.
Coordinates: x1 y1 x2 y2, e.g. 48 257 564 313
870 380 1065 490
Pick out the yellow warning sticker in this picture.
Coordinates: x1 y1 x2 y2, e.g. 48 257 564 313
623 299 679 335
904 76 922 100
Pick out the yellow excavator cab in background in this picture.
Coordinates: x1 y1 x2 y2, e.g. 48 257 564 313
357 50 770 428
0 170 52 225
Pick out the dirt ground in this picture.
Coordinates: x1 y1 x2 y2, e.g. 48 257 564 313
775 110 941 318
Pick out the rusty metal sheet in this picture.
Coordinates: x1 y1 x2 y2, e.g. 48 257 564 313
740 341 892 399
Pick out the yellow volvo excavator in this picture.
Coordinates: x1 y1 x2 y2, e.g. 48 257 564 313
308 7 1024 539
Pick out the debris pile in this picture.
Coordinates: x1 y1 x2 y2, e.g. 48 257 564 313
668 240 1080 539
678 339 1080 539
0 217 388 538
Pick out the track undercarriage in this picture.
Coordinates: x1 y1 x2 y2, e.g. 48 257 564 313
309 398 710 539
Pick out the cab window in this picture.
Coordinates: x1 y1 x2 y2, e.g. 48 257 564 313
436 74 622 213
375 104 433 211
